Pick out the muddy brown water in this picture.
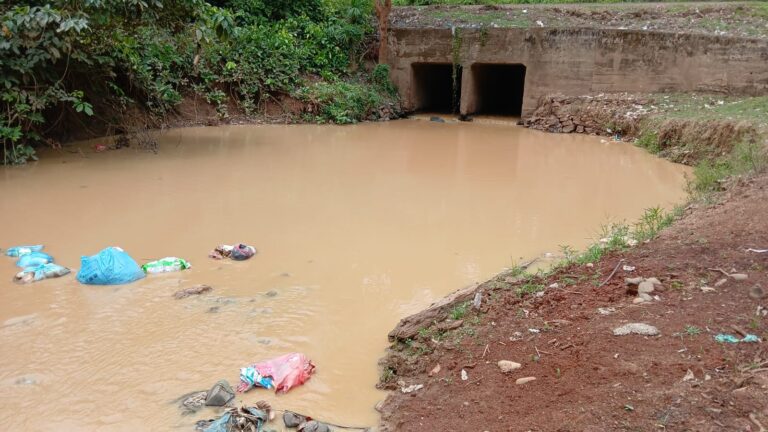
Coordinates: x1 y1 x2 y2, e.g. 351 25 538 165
0 119 689 431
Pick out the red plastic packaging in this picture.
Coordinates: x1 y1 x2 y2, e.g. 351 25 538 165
244 353 315 394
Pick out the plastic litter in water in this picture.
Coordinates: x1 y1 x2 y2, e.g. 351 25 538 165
16 252 54 268
77 247 145 285
141 257 191 273
5 245 44 257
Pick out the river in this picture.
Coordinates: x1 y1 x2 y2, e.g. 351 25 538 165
0 119 689 431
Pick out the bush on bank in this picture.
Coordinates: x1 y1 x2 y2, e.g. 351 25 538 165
1 0 397 165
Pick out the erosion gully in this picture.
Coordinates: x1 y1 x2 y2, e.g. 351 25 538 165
0 118 689 431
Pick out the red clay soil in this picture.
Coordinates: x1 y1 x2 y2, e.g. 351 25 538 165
379 175 768 431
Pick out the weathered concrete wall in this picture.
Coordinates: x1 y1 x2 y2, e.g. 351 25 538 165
387 27 768 116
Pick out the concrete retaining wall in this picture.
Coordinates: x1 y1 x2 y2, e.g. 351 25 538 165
386 27 768 116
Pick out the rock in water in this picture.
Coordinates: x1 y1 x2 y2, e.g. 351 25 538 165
613 323 660 336
205 380 235 406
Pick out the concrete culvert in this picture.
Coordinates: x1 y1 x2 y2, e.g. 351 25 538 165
411 63 462 114
469 63 526 116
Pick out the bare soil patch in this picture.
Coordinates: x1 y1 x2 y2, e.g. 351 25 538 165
379 174 768 431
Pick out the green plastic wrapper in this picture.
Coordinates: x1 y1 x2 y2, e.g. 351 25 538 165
141 257 191 274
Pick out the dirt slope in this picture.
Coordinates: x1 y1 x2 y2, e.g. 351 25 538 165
379 175 768 431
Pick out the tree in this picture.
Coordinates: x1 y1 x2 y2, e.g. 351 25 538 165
374 0 391 64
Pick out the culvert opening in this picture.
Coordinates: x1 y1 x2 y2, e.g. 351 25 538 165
412 63 462 114
471 63 526 116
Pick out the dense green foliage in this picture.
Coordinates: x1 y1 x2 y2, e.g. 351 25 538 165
1 0 396 164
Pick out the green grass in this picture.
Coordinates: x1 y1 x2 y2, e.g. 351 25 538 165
688 139 768 195
684 325 702 337
427 9 531 27
450 301 470 320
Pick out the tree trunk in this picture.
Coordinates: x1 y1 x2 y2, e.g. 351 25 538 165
375 0 392 64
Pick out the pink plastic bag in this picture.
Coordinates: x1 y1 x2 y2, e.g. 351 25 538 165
238 353 315 394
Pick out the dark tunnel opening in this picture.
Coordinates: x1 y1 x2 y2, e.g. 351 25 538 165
471 63 526 116
412 63 462 114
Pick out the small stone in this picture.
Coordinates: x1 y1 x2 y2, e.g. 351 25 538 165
400 384 423 393
613 323 659 336
428 364 441 376
374 401 385 413
632 297 647 304
173 284 212 299
515 377 536 385
622 265 636 272
461 369 468 381
729 273 748 281
646 277 662 286
598 307 616 315
548 282 559 289
498 360 522 373
638 292 653 301
714 278 728 287
586 263 594 268
265 290 278 297
638 281 655 294
700 286 716 293
749 285 765 299
682 369 695 382
625 277 643 285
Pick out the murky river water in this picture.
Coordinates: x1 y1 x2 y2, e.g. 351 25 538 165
0 119 689 431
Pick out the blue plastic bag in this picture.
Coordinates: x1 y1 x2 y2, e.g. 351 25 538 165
6 245 44 257
15 263 71 284
77 247 145 285
16 252 54 268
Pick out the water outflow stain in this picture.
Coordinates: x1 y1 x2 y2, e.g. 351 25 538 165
0 120 689 431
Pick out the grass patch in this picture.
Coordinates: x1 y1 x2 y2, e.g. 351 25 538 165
450 301 470 320
688 139 768 196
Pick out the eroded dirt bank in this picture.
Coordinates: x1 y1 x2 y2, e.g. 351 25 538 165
378 172 768 431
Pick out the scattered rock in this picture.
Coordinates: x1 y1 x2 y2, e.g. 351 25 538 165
597 307 616 315
205 380 235 407
638 281 655 294
177 390 208 415
298 420 331 432
374 401 385 413
548 282 559 289
749 285 765 299
428 364 441 377
632 297 647 304
729 273 749 281
515 377 536 385
436 319 464 332
473 292 482 309
283 411 307 428
700 286 716 293
715 278 728 287
682 369 695 382
173 284 212 299
613 323 660 336
625 277 643 285
646 277 662 286
461 369 468 381
400 383 424 393
498 360 522 373
638 292 653 302
622 265 636 272
264 290 278 298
